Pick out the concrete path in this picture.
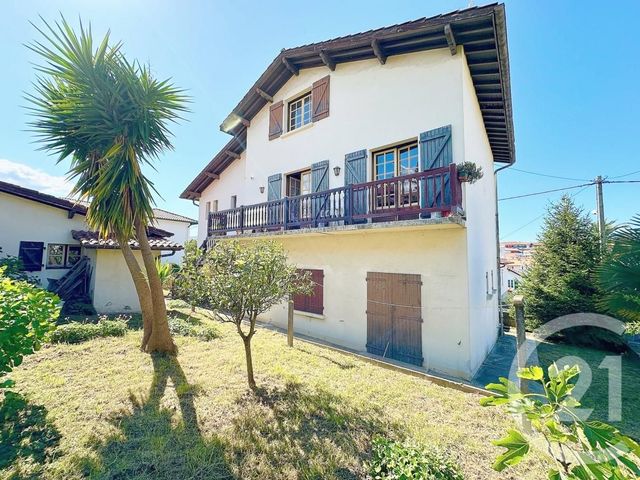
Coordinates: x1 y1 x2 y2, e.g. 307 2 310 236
472 332 540 389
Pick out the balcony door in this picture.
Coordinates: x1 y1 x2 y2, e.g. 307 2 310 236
286 169 311 223
373 142 419 210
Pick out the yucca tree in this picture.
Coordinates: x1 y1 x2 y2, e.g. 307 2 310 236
598 215 640 323
27 17 188 353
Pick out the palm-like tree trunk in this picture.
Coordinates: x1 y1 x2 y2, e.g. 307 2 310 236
135 218 177 354
117 234 154 349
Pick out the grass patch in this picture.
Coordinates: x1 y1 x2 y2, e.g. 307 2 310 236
4 306 551 479
536 340 640 439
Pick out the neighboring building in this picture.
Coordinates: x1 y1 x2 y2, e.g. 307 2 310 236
181 5 515 380
499 241 537 299
0 180 184 313
152 208 197 264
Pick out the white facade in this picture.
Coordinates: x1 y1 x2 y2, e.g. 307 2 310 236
193 46 503 380
0 188 183 314
154 217 193 265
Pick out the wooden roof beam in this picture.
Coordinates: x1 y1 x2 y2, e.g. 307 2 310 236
319 49 336 71
225 150 241 160
371 38 387 64
256 87 273 103
237 115 250 128
282 57 299 76
444 24 457 55
185 191 200 199
204 172 220 179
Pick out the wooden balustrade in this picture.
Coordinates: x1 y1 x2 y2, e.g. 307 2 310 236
207 164 462 236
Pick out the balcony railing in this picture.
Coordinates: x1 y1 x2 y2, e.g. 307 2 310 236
208 164 462 237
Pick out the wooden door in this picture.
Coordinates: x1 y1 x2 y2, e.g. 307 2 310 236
366 272 423 366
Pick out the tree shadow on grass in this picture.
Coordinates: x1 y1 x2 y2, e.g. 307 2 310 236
80 354 233 479
0 391 61 475
227 381 398 479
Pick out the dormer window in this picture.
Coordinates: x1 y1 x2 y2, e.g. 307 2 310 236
288 92 312 131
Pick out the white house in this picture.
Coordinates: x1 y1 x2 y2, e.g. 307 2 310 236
181 4 515 380
0 180 185 314
152 208 197 265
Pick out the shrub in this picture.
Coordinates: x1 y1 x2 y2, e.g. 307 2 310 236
168 317 218 341
50 318 127 344
0 267 60 388
368 437 464 480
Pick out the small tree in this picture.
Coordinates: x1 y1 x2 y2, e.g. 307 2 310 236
517 196 601 329
172 240 208 312
598 215 640 323
204 240 311 389
0 267 60 389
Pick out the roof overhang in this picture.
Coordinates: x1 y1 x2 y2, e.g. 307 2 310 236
181 3 515 200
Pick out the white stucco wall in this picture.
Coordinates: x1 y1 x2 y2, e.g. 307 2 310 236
460 47 500 375
92 249 150 314
197 48 467 244
154 218 192 264
244 225 474 379
0 192 87 287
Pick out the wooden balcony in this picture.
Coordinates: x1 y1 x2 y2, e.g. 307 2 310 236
207 164 463 237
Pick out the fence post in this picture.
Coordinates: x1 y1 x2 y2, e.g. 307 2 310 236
287 294 294 347
513 295 528 393
239 206 245 234
283 197 289 230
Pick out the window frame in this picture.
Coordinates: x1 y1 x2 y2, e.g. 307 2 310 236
293 268 324 315
46 243 81 269
287 91 312 132
372 141 419 181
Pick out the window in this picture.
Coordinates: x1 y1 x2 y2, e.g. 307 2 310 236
294 268 324 315
288 92 312 132
373 142 419 180
230 195 237 209
47 244 65 268
372 141 420 209
206 201 211 214
212 200 218 212
47 244 81 269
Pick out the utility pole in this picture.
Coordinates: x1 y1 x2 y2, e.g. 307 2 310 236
595 176 606 251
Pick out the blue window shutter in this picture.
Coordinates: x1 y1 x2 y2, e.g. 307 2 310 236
267 173 282 201
311 160 329 192
419 125 452 171
344 149 367 185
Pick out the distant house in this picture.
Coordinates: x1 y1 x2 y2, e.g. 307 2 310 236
0 180 188 313
152 208 197 264
181 4 515 379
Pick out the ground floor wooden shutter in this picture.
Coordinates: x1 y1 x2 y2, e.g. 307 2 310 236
294 268 324 314
419 125 452 170
311 75 330 122
18 241 44 272
269 101 284 140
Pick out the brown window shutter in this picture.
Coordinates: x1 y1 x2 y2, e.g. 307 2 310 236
294 268 324 315
269 100 284 140
311 75 330 122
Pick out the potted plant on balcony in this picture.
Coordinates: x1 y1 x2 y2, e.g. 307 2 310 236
456 162 484 184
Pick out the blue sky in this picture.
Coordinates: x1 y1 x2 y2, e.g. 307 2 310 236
1 0 638 241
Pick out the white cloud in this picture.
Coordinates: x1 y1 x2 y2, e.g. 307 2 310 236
0 158 73 197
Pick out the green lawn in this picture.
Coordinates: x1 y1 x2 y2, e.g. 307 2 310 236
2 306 555 479
536 340 640 439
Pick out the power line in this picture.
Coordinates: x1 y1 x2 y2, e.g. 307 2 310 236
499 182 594 201
509 168 589 182
610 170 640 179
499 184 592 240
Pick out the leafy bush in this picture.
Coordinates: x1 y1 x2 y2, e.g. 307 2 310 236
168 317 218 341
0 267 60 388
171 240 209 310
49 318 127 344
481 364 640 479
0 247 37 283
368 437 464 480
166 298 191 309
